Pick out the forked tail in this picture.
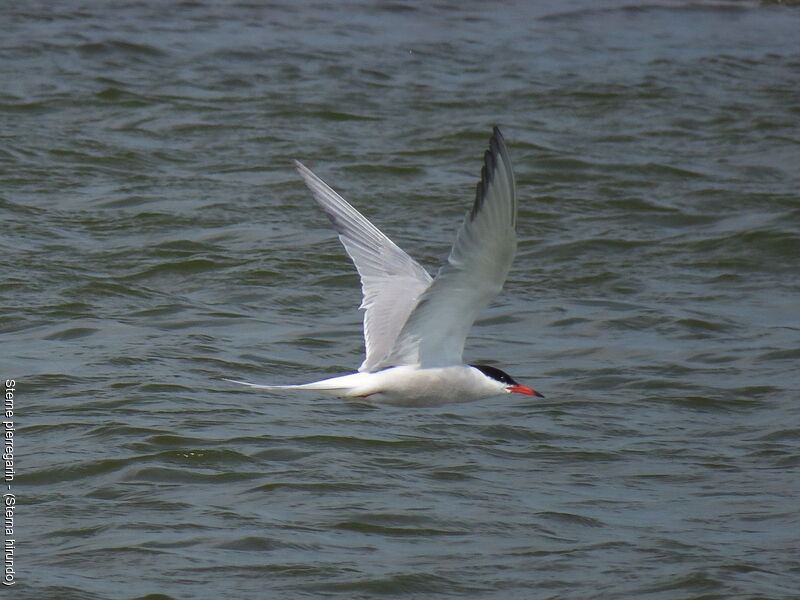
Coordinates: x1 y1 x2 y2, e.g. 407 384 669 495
223 378 299 390
223 374 363 393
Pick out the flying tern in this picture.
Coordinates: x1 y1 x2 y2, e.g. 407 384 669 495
227 127 542 405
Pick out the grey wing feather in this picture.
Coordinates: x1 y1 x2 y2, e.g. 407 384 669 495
378 127 517 368
293 161 433 372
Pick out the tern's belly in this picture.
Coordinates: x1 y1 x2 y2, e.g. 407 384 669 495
350 366 498 406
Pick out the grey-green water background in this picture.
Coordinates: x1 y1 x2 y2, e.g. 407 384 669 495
3 1 800 598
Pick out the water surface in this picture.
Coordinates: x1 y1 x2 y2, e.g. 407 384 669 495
2 1 799 598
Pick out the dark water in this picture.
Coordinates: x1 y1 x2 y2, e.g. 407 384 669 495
3 1 800 598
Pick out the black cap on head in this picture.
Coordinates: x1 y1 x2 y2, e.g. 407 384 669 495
470 364 519 386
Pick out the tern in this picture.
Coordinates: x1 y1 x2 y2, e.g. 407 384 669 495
226 127 542 405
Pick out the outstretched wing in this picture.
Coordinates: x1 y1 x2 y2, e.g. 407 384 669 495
377 127 517 369
293 161 433 372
